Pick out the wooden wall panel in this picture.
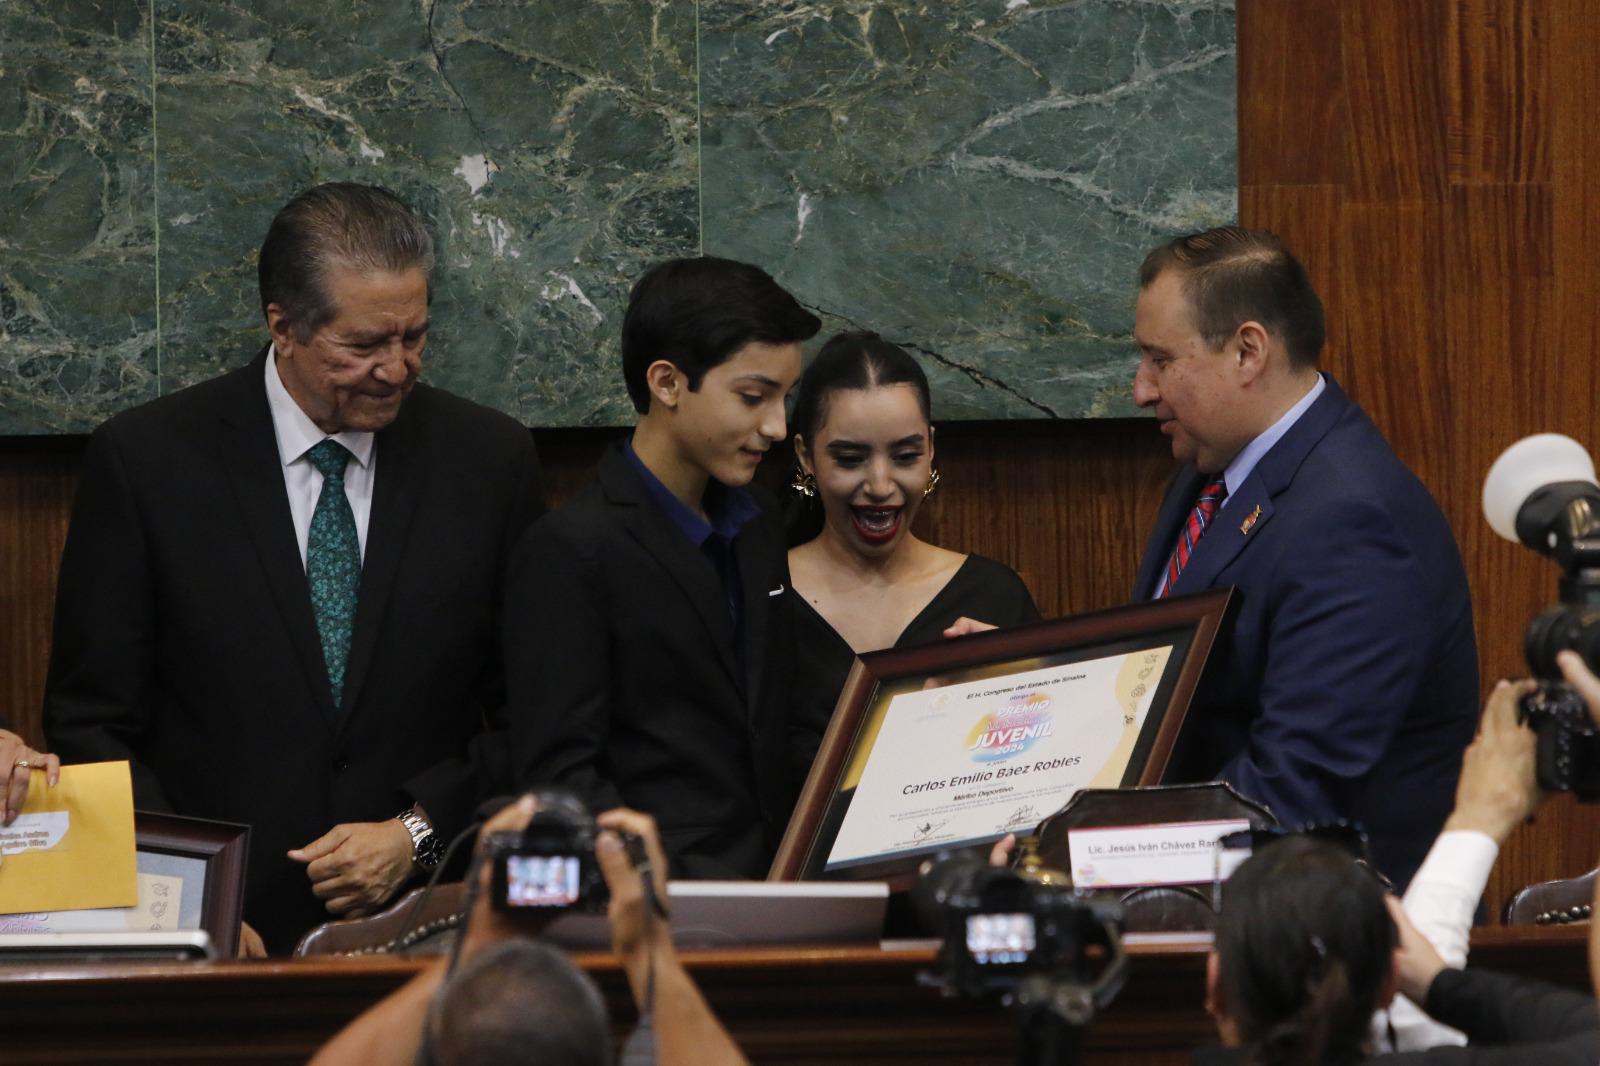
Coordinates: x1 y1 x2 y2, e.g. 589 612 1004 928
4 0 1600 924
1239 0 1600 916
1548 0 1600 443
1236 0 1349 186
1340 0 1453 201
1447 0 1551 184
1331 203 1454 448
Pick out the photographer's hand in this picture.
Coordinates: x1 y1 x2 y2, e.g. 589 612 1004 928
594 807 673 1000
594 807 750 1066
1443 679 1542 843
1557 651 1600 727
1387 895 1448 1005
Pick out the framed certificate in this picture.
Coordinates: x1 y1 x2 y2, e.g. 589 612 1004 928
0 810 249 958
135 811 250 958
769 589 1232 886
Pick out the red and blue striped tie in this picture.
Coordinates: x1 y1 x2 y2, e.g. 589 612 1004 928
1159 478 1228 598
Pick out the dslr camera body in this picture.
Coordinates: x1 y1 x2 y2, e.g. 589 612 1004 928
1519 680 1600 800
482 789 618 913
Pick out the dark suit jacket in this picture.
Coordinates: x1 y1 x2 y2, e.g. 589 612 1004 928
1134 376 1478 888
503 442 795 879
44 348 544 951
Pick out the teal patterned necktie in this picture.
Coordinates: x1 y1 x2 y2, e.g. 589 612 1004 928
305 439 360 707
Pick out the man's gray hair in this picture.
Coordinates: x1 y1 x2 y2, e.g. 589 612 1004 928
257 182 435 340
422 939 612 1066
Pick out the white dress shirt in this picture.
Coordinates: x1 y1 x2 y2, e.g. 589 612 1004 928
1371 829 1500 1050
264 347 377 567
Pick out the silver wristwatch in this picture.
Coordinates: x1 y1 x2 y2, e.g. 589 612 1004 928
396 806 443 871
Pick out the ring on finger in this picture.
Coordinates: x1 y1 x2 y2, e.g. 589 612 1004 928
14 759 31 770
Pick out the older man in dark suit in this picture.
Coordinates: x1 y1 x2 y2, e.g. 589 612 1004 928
45 184 544 952
1131 226 1478 889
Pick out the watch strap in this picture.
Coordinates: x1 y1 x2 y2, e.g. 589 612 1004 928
396 807 441 871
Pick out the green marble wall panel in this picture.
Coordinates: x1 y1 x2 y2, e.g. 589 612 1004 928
0 0 157 433
699 0 1237 420
0 0 1234 432
152 0 699 425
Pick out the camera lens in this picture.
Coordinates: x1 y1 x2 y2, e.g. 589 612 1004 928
1525 605 1600 680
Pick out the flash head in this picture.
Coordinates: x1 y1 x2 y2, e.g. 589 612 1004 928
1482 434 1600 566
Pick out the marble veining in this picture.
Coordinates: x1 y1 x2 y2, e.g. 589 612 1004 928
151 0 699 427
0 0 1234 432
699 0 1236 420
0 0 158 433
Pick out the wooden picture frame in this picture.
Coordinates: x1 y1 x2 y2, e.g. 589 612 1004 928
135 811 250 958
769 588 1233 887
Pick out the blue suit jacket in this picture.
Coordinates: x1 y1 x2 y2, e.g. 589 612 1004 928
1133 376 1478 888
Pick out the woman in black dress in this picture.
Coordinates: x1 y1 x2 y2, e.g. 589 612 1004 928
786 331 1039 772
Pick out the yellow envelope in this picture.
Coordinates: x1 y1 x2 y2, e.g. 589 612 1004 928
0 761 138 914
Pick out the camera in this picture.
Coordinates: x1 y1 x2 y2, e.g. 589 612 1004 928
1518 682 1600 800
912 850 1125 1026
483 790 611 913
1483 434 1600 799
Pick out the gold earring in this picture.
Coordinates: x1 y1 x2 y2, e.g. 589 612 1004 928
923 469 942 498
791 468 817 497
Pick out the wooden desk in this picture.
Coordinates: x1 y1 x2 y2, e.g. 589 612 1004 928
2 927 1590 1065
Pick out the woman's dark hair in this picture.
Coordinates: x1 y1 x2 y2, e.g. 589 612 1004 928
620 256 820 414
1215 836 1395 1066
785 331 933 545
791 331 932 447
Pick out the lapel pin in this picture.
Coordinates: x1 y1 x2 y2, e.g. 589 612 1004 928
1240 505 1262 535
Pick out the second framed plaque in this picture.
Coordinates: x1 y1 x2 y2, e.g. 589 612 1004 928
769 588 1233 886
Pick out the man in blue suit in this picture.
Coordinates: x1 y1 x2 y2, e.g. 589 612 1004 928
1130 226 1478 889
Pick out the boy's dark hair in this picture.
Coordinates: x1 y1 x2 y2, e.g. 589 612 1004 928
1138 226 1326 369
790 330 931 448
621 257 821 414
1215 836 1396 1066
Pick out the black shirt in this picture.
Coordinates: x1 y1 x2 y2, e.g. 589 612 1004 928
787 553 1040 776
622 440 760 632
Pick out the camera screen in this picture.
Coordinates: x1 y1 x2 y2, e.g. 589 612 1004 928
504 855 582 907
966 912 1036 965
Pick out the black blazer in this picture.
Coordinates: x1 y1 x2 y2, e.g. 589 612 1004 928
44 348 544 951
503 442 795 879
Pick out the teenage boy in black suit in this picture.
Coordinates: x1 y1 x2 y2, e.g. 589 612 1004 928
504 258 820 878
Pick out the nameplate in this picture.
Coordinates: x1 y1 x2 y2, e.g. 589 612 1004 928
1067 818 1251 889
